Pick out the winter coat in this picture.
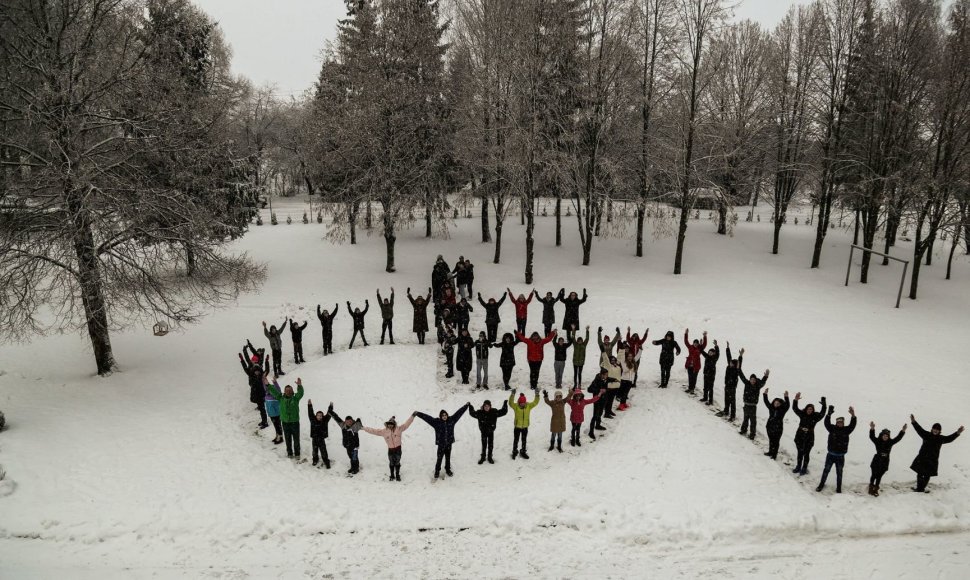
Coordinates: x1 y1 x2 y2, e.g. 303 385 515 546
363 415 415 449
495 337 518 368
329 410 362 449
701 344 720 376
515 331 555 362
910 420 961 477
264 320 287 351
316 305 339 334
544 394 568 433
307 402 333 440
408 293 430 333
552 337 573 362
620 352 641 382
469 401 509 434
509 291 533 320
792 397 826 446
474 338 491 360
509 392 541 429
763 393 790 435
567 394 599 424
738 368 769 405
572 330 590 366
432 262 451 297
823 412 857 455
598 328 620 356
537 293 557 325
264 380 281 417
377 291 394 320
724 346 742 388
478 295 505 324
240 355 269 404
604 358 622 389
559 291 587 328
416 405 469 447
456 335 474 372
267 383 304 424
454 301 474 325
348 302 368 330
683 331 707 371
454 265 472 287
652 337 681 366
288 320 308 343
441 333 457 357
869 428 905 474
625 331 648 358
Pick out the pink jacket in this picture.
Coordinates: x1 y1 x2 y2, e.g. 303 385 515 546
567 394 600 424
362 415 415 448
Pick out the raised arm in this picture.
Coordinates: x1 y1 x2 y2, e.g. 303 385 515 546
362 301 369 315
497 293 506 307
398 414 416 432
316 305 324 321
478 295 487 308
279 319 288 332
496 401 509 416
941 429 963 444
332 304 339 318
451 404 469 423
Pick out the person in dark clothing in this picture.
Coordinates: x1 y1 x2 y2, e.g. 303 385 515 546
477 292 506 342
738 365 770 439
415 405 470 478
376 288 395 345
572 326 590 389
909 416 964 493
867 422 906 496
558 289 587 337
494 332 518 390
465 260 475 296
406 287 432 344
507 288 533 335
683 329 707 395
700 341 720 405
431 255 451 308
454 260 472 300
287 318 308 363
263 320 288 376
441 326 457 378
316 304 339 355
455 329 475 384
239 350 270 428
468 399 509 464
535 290 559 336
328 407 363 474
586 370 611 439
717 344 743 420
651 331 681 388
243 340 266 366
437 308 455 345
551 334 574 390
347 300 369 348
454 297 474 333
816 405 857 493
474 331 491 389
791 392 826 475
307 400 333 468
762 389 790 459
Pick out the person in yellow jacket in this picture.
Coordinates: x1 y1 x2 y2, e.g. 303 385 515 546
509 390 540 460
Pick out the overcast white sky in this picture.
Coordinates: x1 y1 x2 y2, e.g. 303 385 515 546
192 0 813 98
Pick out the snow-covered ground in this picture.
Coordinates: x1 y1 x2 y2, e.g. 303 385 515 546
1 199 968 578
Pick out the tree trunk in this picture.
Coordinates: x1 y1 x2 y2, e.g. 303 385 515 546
925 234 934 266
493 218 503 264
348 202 358 245
852 209 860 246
520 198 525 225
772 216 782 255
69 192 116 375
425 193 433 238
525 201 535 284
946 226 960 280
859 210 878 284
594 201 602 237
717 200 727 235
673 206 689 275
365 201 372 230
555 191 562 247
480 180 491 243
636 202 645 257
186 245 196 278
383 208 396 273
810 188 832 268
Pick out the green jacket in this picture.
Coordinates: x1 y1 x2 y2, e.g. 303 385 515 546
572 330 590 366
508 391 540 429
268 383 304 424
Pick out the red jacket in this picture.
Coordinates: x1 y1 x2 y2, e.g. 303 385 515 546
515 331 555 362
626 330 648 358
684 331 706 371
509 291 533 320
567 394 600 423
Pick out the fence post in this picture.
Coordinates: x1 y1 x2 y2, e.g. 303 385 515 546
845 245 855 287
896 261 909 308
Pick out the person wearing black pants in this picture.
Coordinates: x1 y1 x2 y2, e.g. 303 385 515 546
791 393 825 475
455 329 475 384
377 288 395 345
330 408 363 474
717 345 742 420
415 405 470 479
347 300 369 348
558 289 587 336
909 416 964 493
508 289 532 336
586 370 610 439
477 293 506 343
288 318 308 363
816 405 856 494
407 288 431 345
316 304 338 355
453 298 473 333
307 400 333 468
651 331 681 388
263 319 288 376
700 341 720 405
763 389 790 459
867 422 906 496
738 366 770 439
494 333 518 390
535 290 558 336
239 350 270 428
440 326 457 378
469 399 509 464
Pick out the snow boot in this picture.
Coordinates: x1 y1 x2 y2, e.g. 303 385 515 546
259 423 269 429
434 470 441 479
873 485 879 497
487 456 494 464
556 443 563 453
324 460 331 469
312 459 318 466
478 456 486 465
445 469 453 477
511 450 518 460
521 450 530 460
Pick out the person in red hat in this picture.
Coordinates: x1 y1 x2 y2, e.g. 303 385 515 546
567 388 600 447
514 329 556 390
509 390 540 459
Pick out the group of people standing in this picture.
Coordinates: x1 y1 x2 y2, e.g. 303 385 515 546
235 254 963 492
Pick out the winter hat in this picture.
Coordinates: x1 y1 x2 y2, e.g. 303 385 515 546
932 423 942 431
554 390 563 399
880 429 891 437
251 355 260 363
517 394 527 406
385 416 397 427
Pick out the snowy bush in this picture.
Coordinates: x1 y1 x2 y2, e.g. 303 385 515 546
271 212 278 225
286 215 293 225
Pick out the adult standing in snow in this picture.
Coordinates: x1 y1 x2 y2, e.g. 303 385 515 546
738 364 770 439
441 326 457 379
551 335 573 390
651 331 681 388
455 329 475 385
406 288 431 344
376 288 395 345
477 292 506 343
329 407 363 474
263 375 284 445
597 326 621 366
700 341 720 405
307 400 333 468
494 332 518 390
625 327 649 384
602 355 623 419
316 304 339 355
362 414 416 482
617 349 640 412
239 350 269 429
507 288 533 335
586 370 611 439
909 415 963 493
717 345 743 421
543 390 568 453
683 329 707 395
509 390 540 460
431 255 451 307
791 392 826 475
867 422 906 496
572 326 591 389
567 388 600 447
515 329 557 390
474 331 491 389
762 389 790 460
415 405 470 479
559 289 587 337
816 405 857 494
454 260 472 300
469 399 509 464
347 300 369 348
266 377 304 458
287 318 308 364
454 297 474 333
535 290 559 336
263 320 288 376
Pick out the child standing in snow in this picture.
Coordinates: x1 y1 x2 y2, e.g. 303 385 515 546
909 415 963 493
287 318 308 364
376 288 395 345
239 350 269 429
535 290 558 336
586 370 610 439
406 288 431 345
347 300 369 348
509 390 540 460
477 292 506 342
816 405 856 494
683 329 706 395
617 349 640 412
551 335 573 390
266 377 304 458
263 320 288 376
263 375 284 445
507 288 533 335
543 390 568 453
316 304 338 355
762 389 790 460
474 331 491 389
558 289 587 336
362 414 416 482
651 331 681 388
567 388 600 447
441 326 457 379
791 392 825 475
307 400 333 469
468 399 509 464
867 421 906 496
738 364 770 439
700 341 720 405
329 407 363 474
515 329 556 390
494 333 518 390
455 329 475 385
717 344 742 420
415 405 470 479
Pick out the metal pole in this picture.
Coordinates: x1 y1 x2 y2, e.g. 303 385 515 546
845 245 855 287
896 261 909 308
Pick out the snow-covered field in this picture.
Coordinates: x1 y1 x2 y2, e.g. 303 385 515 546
1 200 968 578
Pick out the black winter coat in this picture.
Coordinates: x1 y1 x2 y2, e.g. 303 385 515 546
537 294 557 325
454 301 473 325
652 338 681 366
307 402 333 440
416 406 469 447
738 369 769 405
495 337 518 368
329 410 362 449
559 291 587 327
763 393 790 434
317 305 339 335
552 337 573 362
701 345 720 376
456 335 474 372
478 295 505 324
474 339 491 360
348 302 368 330
869 428 905 473
910 421 961 477
408 294 430 333
724 347 742 388
289 320 308 342
792 397 826 446
240 356 269 404
469 401 509 433
823 412 857 454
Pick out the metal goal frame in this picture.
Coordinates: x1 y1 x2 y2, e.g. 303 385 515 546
844 244 910 308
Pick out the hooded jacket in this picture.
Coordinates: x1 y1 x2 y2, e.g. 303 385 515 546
823 411 857 454
469 401 509 433
763 392 790 434
567 393 600 423
910 420 961 477
478 294 506 324
307 402 333 440
652 335 681 365
544 393 568 433
416 406 469 447
267 383 304 424
509 392 540 429
508 291 533 320
683 331 707 371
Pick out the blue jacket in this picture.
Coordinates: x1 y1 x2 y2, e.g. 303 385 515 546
416 405 469 447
